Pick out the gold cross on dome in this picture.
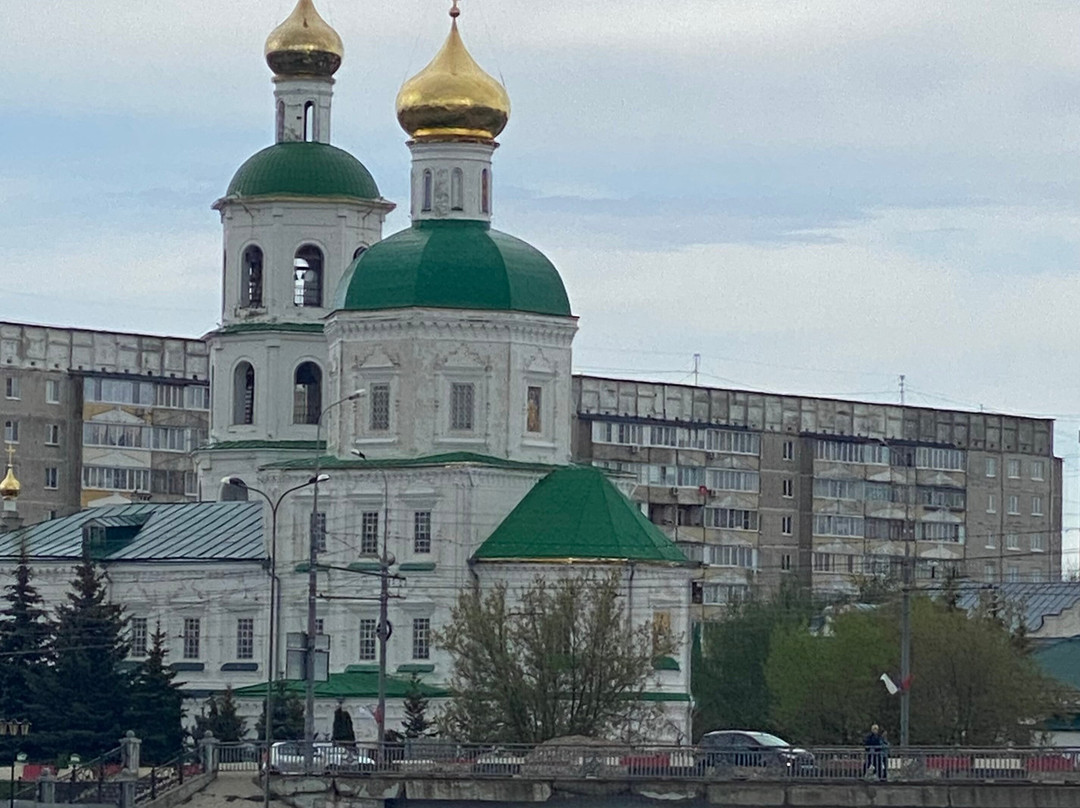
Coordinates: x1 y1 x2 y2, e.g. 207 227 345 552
4 444 14 465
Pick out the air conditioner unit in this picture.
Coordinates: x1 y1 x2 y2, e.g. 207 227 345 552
629 446 639 454
669 487 679 497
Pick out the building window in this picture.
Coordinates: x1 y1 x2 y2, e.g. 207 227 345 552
370 383 390 431
812 514 863 537
353 245 368 262
1006 459 1021 478
293 245 324 307
781 515 793 535
1031 533 1045 552
236 617 254 660
361 511 379 554
707 508 759 531
130 617 148 658
303 100 315 141
311 512 327 553
526 386 542 433
292 362 322 425
412 617 431 660
1031 496 1043 516
480 169 490 214
1031 460 1045 481
1007 495 1019 515
985 532 996 549
44 467 58 490
358 618 377 661
241 245 263 308
781 478 793 498
450 382 475 430
4 378 18 400
82 465 150 492
414 511 432 554
422 170 433 212
1005 533 1020 550
986 493 996 513
314 618 325 638
46 424 59 446
782 440 794 461
232 362 255 425
45 379 60 404
276 100 285 141
1006 565 1020 583
985 457 997 477
3 421 18 443
984 562 996 581
781 553 792 571
183 617 201 659
450 167 464 211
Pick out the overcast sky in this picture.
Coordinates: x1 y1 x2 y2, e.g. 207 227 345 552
3 1 1079 563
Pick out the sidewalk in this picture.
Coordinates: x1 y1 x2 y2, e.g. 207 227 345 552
179 772 270 808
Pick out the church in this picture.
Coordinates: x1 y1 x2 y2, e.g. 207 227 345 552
1 0 695 742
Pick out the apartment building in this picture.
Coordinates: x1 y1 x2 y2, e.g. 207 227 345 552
572 375 1062 609
1 322 210 526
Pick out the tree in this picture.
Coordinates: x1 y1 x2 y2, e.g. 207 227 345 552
0 543 53 720
402 675 433 739
193 686 245 743
129 623 185 762
332 706 356 746
31 555 131 757
438 572 673 743
255 681 304 741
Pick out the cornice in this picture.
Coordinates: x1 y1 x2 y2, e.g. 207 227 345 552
326 309 577 348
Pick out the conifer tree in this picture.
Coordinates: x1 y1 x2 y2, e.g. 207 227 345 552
402 675 433 739
332 705 356 745
31 555 131 757
193 686 246 743
255 681 304 740
0 542 53 719
129 623 184 762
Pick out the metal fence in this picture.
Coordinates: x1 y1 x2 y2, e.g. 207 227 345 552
134 747 204 804
216 740 1080 783
52 746 124 805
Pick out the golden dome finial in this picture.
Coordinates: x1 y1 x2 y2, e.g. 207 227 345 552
265 0 344 78
395 3 510 143
1 445 19 501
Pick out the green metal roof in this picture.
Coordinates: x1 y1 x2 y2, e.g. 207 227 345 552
200 439 324 452
225 142 380 201
1034 638 1080 692
0 502 263 562
474 465 689 564
231 671 448 699
264 450 556 472
335 219 572 317
212 322 324 336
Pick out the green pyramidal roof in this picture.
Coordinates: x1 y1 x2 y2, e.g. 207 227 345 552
225 142 380 200
335 219 572 316
474 466 688 564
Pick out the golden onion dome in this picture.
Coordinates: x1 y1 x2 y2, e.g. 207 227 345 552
396 3 510 143
265 0 344 78
0 465 19 501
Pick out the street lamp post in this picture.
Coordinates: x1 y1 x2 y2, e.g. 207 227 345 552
304 390 365 769
220 475 326 808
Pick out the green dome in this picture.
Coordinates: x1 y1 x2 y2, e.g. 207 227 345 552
225 141 380 200
335 220 572 317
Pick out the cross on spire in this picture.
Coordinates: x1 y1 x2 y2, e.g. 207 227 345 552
4 445 14 466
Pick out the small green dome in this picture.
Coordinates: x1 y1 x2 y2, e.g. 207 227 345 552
225 142 380 200
335 220 572 317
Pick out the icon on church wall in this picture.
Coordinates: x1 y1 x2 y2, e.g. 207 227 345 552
527 386 542 433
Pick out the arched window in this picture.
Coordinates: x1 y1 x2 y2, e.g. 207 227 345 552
232 362 255 425
353 245 368 262
276 101 285 142
303 101 315 142
240 245 263 308
293 362 322 425
451 168 464 211
293 245 323 307
481 169 490 214
422 170 433 212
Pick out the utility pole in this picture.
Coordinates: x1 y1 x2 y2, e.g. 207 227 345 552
376 471 391 759
899 468 912 746
899 374 905 405
693 353 701 387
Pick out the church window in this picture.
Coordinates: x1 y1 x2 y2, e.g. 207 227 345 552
361 511 379 554
369 383 390 431
130 618 148 658
303 101 315 142
183 617 201 659
232 362 255 425
276 100 285 142
352 245 368 262
526 386 542 433
451 168 464 211
293 362 322 425
422 170 433 212
293 245 323 307
481 169 490 214
414 511 432 554
241 245 263 307
450 383 475 431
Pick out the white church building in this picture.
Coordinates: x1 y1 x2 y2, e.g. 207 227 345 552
1 0 695 742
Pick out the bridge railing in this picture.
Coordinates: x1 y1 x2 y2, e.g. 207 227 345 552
220 739 1080 783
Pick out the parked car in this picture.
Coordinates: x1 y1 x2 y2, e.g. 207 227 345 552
267 742 375 774
698 731 815 775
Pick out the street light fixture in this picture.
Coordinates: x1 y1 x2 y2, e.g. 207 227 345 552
220 474 325 808
305 389 365 767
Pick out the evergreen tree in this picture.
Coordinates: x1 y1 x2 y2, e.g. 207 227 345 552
30 555 131 757
193 686 246 743
129 623 185 762
402 675 433 739
255 681 304 741
332 705 356 745
0 542 54 720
